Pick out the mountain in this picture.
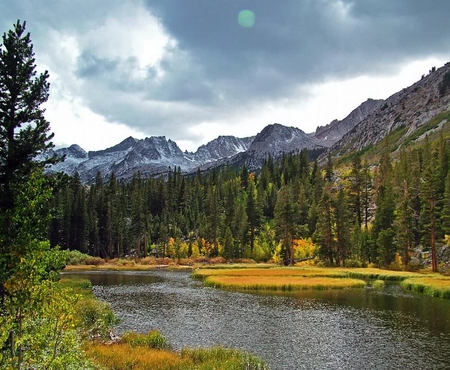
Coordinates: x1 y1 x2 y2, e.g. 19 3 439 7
227 124 326 170
48 135 255 182
315 98 384 147
193 136 254 163
331 63 450 155
47 62 450 181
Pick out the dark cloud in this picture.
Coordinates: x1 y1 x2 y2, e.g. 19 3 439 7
2 0 450 149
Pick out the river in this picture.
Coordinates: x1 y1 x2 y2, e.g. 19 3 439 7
63 270 450 370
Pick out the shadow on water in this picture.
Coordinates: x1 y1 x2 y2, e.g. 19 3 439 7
63 270 450 370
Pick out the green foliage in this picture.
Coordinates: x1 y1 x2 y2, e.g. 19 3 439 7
0 263 95 369
66 250 90 265
75 297 118 339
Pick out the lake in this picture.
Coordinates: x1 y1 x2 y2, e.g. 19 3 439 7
63 270 450 370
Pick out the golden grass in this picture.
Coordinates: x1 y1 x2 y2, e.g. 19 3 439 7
86 342 269 370
204 275 366 291
193 267 345 279
86 343 185 370
401 277 450 298
334 267 427 281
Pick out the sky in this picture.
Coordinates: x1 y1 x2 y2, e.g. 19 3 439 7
2 0 450 152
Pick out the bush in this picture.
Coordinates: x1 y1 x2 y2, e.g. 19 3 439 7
75 298 118 339
345 259 364 268
66 250 90 265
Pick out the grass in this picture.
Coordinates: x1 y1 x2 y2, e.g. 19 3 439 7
372 280 386 290
194 266 439 294
194 266 426 281
203 276 366 291
401 277 450 298
86 332 269 370
193 267 346 279
333 267 426 281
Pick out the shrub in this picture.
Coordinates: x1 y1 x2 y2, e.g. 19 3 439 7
66 250 90 265
84 256 106 266
75 298 118 339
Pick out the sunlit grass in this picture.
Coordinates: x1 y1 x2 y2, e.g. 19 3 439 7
86 343 185 370
204 275 366 291
335 268 426 281
193 267 346 279
86 332 269 370
401 277 450 298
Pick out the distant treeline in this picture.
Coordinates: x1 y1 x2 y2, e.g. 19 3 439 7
48 134 450 271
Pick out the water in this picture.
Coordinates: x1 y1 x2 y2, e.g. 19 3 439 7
63 270 450 370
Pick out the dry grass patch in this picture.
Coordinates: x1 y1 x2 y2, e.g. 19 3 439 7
193 267 345 279
336 268 427 281
86 343 185 370
204 276 366 291
86 335 269 370
401 277 450 298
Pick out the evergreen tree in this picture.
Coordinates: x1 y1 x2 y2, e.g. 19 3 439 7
274 185 298 265
246 173 261 253
335 189 351 266
0 20 58 294
420 142 442 272
314 183 335 265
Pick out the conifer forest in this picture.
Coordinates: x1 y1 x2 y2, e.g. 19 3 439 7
49 135 450 272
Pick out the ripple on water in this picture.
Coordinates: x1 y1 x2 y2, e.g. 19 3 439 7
66 271 450 370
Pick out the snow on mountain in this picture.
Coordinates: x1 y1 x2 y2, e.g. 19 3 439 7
193 136 254 163
224 124 326 171
47 134 255 182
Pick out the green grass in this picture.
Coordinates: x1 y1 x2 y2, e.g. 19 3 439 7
401 277 450 298
372 280 386 289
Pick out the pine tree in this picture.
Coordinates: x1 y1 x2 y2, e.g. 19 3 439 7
420 142 442 272
274 185 298 265
0 20 58 291
335 189 351 266
314 183 335 265
246 173 261 253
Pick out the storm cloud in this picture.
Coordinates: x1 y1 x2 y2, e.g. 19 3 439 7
2 0 450 150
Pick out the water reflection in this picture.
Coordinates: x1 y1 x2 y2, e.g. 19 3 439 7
63 270 450 370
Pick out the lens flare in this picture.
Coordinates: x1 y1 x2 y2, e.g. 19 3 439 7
238 10 255 28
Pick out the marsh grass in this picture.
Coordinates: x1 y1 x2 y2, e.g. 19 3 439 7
58 277 93 297
372 280 386 289
193 267 346 279
401 277 450 298
337 268 425 281
121 330 169 349
86 332 269 370
204 276 366 291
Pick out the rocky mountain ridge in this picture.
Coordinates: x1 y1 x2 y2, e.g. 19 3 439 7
332 62 450 154
48 61 450 181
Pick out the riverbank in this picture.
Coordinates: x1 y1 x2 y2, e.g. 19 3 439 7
64 253 450 298
62 277 269 369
